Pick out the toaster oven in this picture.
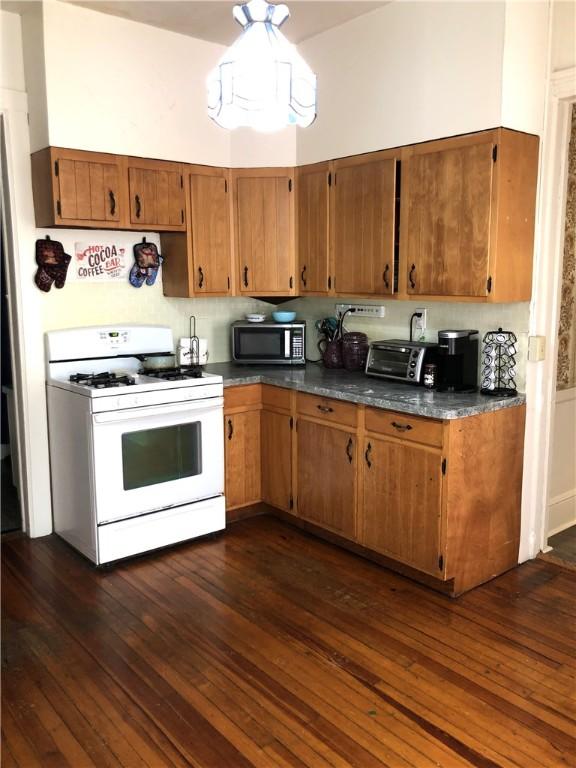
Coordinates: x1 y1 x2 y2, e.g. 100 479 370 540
365 339 439 384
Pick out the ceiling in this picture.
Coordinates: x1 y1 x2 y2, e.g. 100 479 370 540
56 0 389 45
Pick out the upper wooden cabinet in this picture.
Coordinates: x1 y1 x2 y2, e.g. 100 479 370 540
32 147 124 228
162 166 233 298
296 161 331 295
332 151 398 297
232 167 296 296
126 157 186 231
400 128 539 302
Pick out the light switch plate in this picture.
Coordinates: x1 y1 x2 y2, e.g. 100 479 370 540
528 335 546 361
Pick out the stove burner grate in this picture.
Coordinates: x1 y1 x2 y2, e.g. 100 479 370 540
70 372 136 388
142 366 204 381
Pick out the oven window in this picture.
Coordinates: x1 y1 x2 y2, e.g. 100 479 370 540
370 348 410 374
235 328 284 358
122 422 202 490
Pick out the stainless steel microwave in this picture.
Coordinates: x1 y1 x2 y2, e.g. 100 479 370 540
231 321 306 365
365 339 439 384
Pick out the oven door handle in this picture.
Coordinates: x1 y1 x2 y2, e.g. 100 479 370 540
92 397 224 424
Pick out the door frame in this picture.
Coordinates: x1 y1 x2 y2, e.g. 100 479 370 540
1 88 53 537
521 67 576 560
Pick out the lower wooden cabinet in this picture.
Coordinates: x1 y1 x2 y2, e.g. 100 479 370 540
296 419 357 539
223 384 525 596
224 410 261 510
261 409 292 512
360 437 443 576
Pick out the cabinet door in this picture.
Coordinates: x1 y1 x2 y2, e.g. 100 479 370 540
224 411 261 509
234 169 295 295
297 419 356 538
297 162 331 294
31 148 124 228
128 159 185 231
404 140 493 297
261 410 292 512
361 437 443 576
189 170 232 294
332 154 397 296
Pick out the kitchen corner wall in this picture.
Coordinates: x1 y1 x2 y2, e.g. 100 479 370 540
40 230 270 362
282 298 530 392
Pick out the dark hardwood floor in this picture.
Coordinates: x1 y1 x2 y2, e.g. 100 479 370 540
2 516 575 768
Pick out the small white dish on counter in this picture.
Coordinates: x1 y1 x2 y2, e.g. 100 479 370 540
245 314 266 323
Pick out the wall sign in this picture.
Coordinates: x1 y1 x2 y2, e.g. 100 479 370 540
72 242 129 281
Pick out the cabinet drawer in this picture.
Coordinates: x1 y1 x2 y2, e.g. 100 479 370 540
365 408 443 447
224 384 262 413
297 392 358 428
262 384 291 412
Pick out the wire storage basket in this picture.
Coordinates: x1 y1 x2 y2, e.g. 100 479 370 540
480 328 518 397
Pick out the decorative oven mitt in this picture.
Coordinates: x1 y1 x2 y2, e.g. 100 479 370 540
130 241 163 288
34 237 71 292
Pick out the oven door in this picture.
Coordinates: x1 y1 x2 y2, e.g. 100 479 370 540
367 345 411 379
233 326 291 362
91 397 224 524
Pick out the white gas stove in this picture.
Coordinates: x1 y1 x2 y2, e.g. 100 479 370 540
46 325 225 565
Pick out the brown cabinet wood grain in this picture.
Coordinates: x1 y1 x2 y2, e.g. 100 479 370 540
162 166 233 297
332 151 398 297
360 436 443 576
400 129 539 302
127 158 186 231
296 418 357 538
224 409 261 511
31 147 123 228
261 410 292 512
296 161 331 295
233 168 295 296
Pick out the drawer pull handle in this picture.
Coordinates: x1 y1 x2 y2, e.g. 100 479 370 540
391 421 413 432
365 442 372 468
135 194 141 219
227 418 233 440
317 405 334 413
409 263 416 290
383 264 390 289
346 437 353 464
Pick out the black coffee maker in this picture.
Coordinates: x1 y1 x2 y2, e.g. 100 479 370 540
437 330 479 392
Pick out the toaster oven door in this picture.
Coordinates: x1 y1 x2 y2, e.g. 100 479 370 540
367 345 412 379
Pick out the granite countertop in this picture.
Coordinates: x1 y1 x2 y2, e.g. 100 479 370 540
204 362 526 420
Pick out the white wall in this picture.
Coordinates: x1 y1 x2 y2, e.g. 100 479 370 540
551 0 576 71
297 1 506 164
41 1 231 166
501 1 550 134
0 11 26 92
547 389 576 534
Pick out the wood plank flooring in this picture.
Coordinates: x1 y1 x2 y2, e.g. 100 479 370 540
2 515 575 768
546 526 576 567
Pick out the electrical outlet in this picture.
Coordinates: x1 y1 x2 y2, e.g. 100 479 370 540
414 308 427 331
335 303 386 318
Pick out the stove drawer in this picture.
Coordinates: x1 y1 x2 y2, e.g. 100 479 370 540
97 496 225 564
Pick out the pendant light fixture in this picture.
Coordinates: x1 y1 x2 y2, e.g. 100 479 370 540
207 0 317 132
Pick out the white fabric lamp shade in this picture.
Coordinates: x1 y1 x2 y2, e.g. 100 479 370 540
207 0 317 132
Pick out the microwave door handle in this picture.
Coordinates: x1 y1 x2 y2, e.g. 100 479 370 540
284 330 290 358
92 397 224 424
